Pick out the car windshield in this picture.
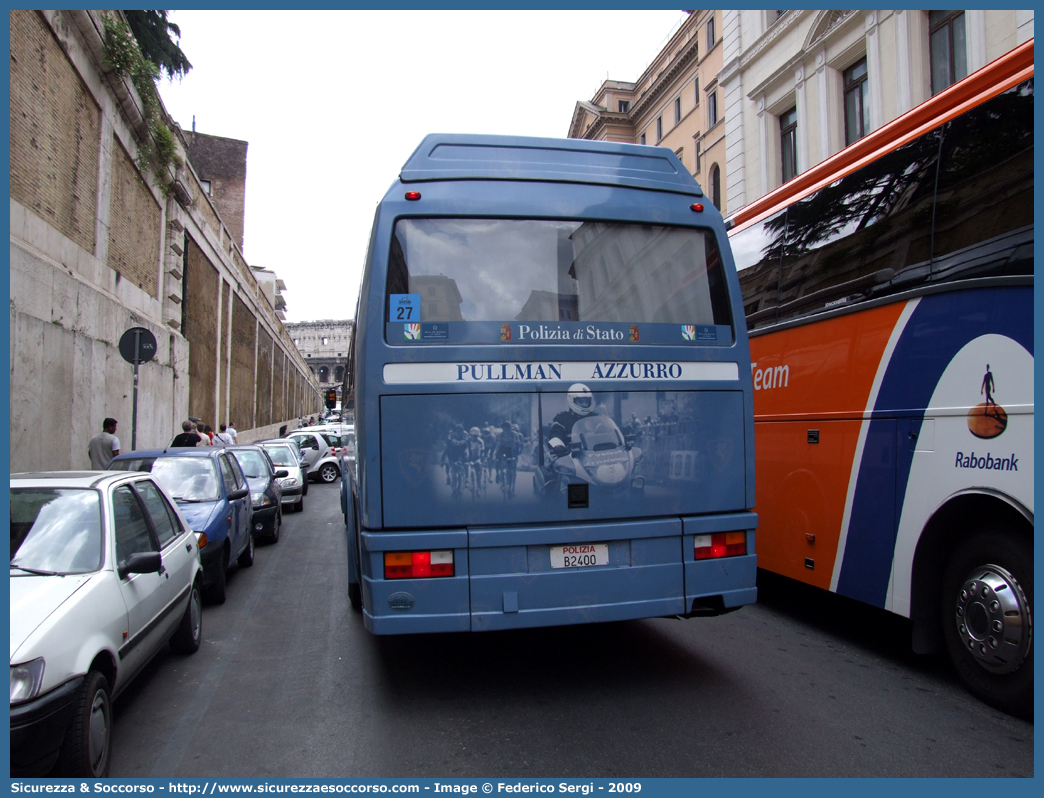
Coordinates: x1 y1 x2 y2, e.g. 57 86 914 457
262 446 298 467
110 457 221 502
234 449 269 478
10 488 103 574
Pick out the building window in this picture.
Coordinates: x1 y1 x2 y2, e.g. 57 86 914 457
695 141 701 173
694 78 700 105
200 180 211 196
706 16 715 48
843 58 869 146
674 97 682 123
707 88 718 127
674 147 684 162
929 11 967 95
780 106 798 183
709 164 721 209
322 337 328 345
656 116 663 141
640 133 646 145
618 100 630 113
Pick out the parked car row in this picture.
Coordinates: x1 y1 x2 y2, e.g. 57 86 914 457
9 444 294 777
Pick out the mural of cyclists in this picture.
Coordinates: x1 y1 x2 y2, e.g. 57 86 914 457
384 385 746 526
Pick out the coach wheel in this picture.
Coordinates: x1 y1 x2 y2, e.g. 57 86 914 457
941 530 1033 718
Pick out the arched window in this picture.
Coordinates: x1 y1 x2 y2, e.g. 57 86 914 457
319 366 330 383
334 365 344 383
709 164 721 209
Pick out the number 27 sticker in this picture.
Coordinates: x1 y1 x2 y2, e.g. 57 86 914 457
390 294 421 322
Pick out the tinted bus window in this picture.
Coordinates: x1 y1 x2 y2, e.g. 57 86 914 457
388 219 732 332
734 209 787 329
931 78 1033 281
773 128 940 323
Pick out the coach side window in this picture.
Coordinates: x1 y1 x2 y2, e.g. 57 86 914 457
931 79 1034 281
734 209 787 330
772 127 942 323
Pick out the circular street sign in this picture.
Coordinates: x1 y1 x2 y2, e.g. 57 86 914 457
119 326 158 364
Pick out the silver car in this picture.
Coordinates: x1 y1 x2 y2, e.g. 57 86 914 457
257 440 308 513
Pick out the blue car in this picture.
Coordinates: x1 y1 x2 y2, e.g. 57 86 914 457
109 448 254 604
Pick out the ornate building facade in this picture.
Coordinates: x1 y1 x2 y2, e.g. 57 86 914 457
286 320 354 403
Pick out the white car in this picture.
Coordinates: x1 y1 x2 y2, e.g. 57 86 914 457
10 471 203 777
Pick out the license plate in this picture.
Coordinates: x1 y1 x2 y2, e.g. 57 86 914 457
549 543 609 569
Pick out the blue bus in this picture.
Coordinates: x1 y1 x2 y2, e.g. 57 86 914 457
343 134 758 634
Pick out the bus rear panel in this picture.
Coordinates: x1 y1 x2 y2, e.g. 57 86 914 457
346 135 757 634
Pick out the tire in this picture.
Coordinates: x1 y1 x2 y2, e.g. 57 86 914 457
57 670 111 777
269 508 281 543
941 530 1033 718
238 531 255 568
206 550 228 605
302 480 309 496
169 581 203 654
348 582 362 612
319 462 340 483
295 499 304 513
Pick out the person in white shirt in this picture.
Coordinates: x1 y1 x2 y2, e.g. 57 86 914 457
226 421 238 444
216 424 235 446
87 418 120 468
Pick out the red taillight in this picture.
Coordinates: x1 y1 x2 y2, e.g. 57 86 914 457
691 203 704 212
385 550 453 578
694 532 746 560
405 191 421 201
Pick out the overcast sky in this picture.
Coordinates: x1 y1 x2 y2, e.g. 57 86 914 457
157 10 688 323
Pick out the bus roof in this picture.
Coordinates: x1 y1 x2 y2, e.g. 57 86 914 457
399 133 705 197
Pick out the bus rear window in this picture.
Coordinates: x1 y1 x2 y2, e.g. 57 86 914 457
386 219 733 331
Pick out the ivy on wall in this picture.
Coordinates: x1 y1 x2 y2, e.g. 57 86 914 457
101 12 183 194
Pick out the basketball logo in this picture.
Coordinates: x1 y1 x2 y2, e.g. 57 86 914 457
967 364 1007 439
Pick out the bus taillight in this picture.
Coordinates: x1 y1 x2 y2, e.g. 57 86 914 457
385 550 454 579
694 533 746 560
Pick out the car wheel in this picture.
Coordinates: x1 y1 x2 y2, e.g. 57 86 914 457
58 670 111 777
206 550 228 605
941 529 1033 719
319 462 340 483
238 531 256 568
269 508 281 543
170 580 203 654
302 480 309 496
296 499 304 513
348 582 362 612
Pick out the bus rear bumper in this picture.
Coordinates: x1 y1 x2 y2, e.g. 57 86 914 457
360 516 756 634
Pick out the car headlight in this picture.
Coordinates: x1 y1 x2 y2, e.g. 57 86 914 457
280 477 298 488
10 658 45 705
251 493 272 508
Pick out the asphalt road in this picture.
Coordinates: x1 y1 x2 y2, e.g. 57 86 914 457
109 481 1034 778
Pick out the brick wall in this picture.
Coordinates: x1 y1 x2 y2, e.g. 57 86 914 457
9 9 99 254
183 237 219 425
230 290 257 428
272 350 286 421
255 326 274 427
108 139 161 298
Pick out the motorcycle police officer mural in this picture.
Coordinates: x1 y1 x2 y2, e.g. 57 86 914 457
535 383 645 500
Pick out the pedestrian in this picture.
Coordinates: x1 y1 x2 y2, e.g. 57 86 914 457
204 424 216 445
171 420 200 447
196 422 212 445
216 423 234 446
87 418 120 469
226 421 238 444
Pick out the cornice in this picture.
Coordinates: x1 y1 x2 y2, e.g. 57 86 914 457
629 34 700 123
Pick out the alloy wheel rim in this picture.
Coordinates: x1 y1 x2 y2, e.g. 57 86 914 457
955 563 1033 674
